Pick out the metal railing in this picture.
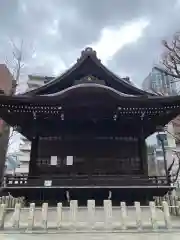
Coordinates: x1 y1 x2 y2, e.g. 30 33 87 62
2 175 169 188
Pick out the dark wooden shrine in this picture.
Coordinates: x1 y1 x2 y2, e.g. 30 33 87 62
0 47 179 205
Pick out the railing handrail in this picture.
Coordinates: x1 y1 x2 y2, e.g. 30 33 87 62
4 174 167 180
2 174 169 188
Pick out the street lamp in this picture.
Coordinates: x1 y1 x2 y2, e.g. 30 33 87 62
157 132 169 182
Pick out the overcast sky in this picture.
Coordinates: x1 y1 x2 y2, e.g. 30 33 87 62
1 0 180 88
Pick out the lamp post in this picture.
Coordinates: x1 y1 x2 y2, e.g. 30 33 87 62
157 132 169 183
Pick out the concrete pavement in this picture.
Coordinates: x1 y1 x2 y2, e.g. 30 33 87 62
1 232 180 240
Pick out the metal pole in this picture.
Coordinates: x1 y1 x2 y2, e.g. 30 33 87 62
157 132 169 182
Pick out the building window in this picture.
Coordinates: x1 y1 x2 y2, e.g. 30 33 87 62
157 133 168 147
155 150 163 157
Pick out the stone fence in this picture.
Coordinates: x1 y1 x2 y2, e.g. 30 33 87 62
0 200 180 232
0 195 25 209
154 190 180 216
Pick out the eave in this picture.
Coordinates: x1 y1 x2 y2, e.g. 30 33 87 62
0 83 179 140
21 48 154 97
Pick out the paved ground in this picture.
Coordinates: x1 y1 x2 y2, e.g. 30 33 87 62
1 232 180 240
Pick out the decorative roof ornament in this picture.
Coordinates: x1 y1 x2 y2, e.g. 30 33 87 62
74 75 106 85
76 47 100 62
81 47 97 57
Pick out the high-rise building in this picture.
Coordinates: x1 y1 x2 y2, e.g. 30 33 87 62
142 66 177 95
142 67 178 175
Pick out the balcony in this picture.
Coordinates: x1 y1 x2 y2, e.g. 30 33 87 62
19 143 31 151
18 154 30 162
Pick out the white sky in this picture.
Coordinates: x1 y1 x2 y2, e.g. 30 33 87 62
91 18 150 64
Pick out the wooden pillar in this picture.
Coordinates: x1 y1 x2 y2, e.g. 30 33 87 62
138 138 148 175
29 136 39 177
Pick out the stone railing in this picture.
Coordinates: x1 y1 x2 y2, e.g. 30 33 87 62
0 200 180 232
0 195 25 209
155 190 180 216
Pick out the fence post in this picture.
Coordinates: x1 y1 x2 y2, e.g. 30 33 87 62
5 196 9 208
104 200 112 229
88 199 95 228
176 201 180 216
0 204 6 229
41 202 48 230
11 198 15 208
57 202 62 229
1 196 5 204
27 203 35 231
162 201 172 229
70 200 77 228
149 201 158 230
12 203 21 229
134 202 142 230
120 202 127 230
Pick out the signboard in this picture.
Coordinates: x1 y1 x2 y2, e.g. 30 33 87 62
66 156 73 165
50 156 57 165
44 180 52 187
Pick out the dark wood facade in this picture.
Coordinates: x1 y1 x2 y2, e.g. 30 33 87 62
0 47 179 204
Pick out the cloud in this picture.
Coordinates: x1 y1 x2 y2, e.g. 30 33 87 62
91 18 149 63
0 0 180 87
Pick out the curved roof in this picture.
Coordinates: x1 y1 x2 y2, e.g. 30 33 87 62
22 47 154 97
43 83 136 98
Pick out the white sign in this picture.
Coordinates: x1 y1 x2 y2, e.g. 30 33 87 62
66 156 73 165
44 180 52 187
50 156 57 165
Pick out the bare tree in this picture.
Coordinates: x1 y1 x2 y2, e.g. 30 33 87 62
2 40 28 177
5 39 26 94
154 32 180 81
162 32 180 79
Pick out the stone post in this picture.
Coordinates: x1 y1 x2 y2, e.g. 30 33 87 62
0 204 6 229
1 196 5 204
176 201 180 216
162 201 171 229
5 196 9 208
120 202 127 230
57 202 62 229
27 203 35 231
11 198 15 208
134 202 142 230
104 200 112 229
70 200 77 227
12 203 21 229
87 199 95 228
41 202 48 230
149 201 158 230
